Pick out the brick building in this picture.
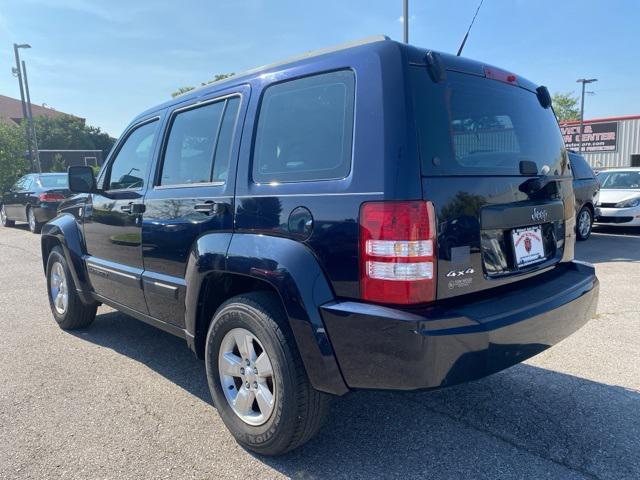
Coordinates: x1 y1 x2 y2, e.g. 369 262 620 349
0 94 104 168
0 94 80 126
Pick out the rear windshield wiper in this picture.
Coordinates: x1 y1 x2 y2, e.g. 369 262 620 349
519 176 557 195
518 160 560 196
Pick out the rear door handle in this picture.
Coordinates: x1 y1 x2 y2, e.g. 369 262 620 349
194 201 217 215
120 202 145 214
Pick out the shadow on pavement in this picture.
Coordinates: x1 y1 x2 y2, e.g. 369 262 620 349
72 310 211 405
577 229 640 264
74 310 640 479
11 223 30 231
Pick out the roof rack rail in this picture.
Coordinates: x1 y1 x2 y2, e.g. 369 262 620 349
176 35 390 98
248 35 390 75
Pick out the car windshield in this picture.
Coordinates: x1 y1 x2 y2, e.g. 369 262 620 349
38 175 69 188
599 171 640 189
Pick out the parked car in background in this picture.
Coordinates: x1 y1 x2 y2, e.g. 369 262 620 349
568 152 600 240
40 37 598 455
1 173 70 233
595 168 640 227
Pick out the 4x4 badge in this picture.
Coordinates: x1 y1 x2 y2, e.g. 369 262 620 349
446 267 475 278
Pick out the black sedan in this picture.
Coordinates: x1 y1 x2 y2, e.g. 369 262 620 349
1 173 70 233
569 152 600 240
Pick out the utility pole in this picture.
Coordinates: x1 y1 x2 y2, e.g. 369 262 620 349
403 0 409 43
22 60 41 173
576 78 598 153
13 43 34 168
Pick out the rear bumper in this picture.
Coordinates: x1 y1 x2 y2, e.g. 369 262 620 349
33 203 61 223
321 261 598 391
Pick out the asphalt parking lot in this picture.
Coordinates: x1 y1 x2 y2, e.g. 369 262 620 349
0 224 639 480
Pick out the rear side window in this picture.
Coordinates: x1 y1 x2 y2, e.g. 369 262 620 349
14 176 31 190
212 97 240 182
160 96 240 186
252 70 355 183
569 154 594 180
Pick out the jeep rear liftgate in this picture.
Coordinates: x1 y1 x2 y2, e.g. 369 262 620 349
410 65 574 298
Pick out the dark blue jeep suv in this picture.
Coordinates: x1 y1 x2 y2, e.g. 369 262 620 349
41 36 599 455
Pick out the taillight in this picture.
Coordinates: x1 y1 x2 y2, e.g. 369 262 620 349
39 192 65 202
484 66 518 85
359 201 437 305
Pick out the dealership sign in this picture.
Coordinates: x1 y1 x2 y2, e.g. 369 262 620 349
560 121 618 153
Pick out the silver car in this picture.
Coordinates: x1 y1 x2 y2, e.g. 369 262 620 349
595 168 640 227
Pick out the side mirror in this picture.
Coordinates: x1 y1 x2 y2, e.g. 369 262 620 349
68 165 97 193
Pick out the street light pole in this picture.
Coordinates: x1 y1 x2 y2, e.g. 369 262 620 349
576 78 598 153
21 60 41 173
403 0 409 43
13 43 34 168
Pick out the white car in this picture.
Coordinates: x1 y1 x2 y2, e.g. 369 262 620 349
595 168 640 227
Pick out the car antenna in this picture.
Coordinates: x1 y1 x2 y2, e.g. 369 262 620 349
456 0 485 56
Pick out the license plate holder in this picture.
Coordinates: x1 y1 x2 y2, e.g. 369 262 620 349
512 226 546 268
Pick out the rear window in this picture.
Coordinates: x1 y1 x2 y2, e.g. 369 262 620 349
252 70 355 183
38 175 68 188
411 69 570 177
569 154 595 180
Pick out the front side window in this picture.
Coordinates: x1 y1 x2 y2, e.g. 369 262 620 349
107 120 158 190
160 96 241 186
253 70 355 183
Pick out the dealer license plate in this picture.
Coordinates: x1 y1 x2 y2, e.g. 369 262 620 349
512 226 546 268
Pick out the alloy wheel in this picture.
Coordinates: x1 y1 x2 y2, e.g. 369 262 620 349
218 328 275 426
578 209 592 238
50 262 69 315
28 209 36 231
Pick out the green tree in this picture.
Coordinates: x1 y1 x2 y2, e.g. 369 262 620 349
50 153 66 172
171 86 195 98
0 122 29 192
552 92 580 122
33 115 116 157
171 73 235 98
211 73 234 82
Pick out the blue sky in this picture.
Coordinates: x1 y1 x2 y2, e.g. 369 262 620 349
0 0 638 136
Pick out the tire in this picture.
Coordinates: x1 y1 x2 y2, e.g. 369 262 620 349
46 246 97 330
577 206 593 241
205 292 331 455
27 206 42 234
0 204 15 227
